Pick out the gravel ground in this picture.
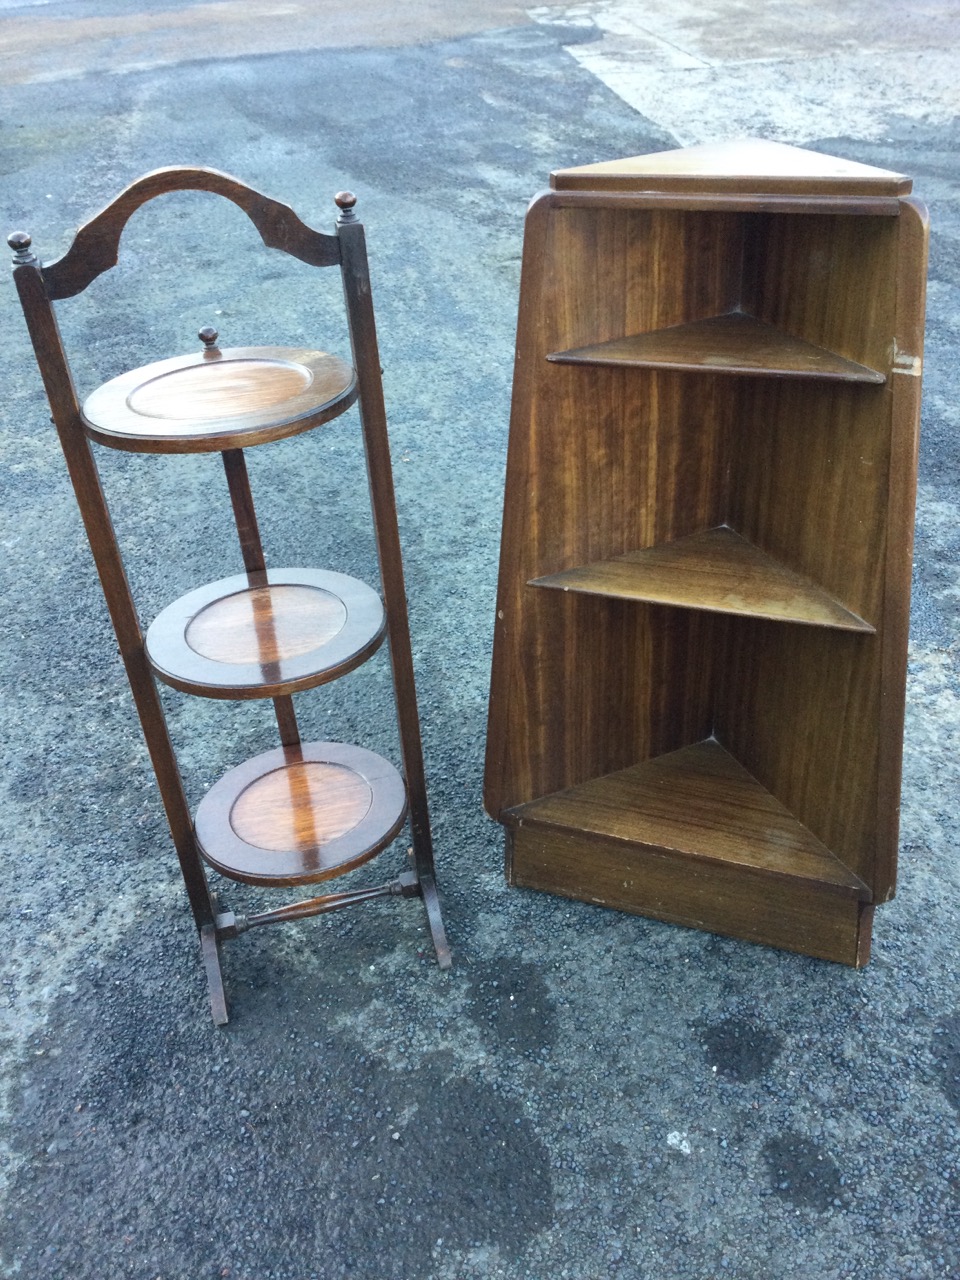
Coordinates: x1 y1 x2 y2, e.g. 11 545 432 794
1 6 959 1279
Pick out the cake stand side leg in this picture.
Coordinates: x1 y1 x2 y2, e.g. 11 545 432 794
12 255 227 1018
336 208 452 970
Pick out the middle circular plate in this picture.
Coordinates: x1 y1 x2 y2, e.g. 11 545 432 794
146 567 385 699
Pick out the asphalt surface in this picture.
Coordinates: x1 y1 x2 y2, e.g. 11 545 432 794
1 3 959 1278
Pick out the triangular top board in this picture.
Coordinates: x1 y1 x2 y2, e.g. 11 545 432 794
551 138 911 197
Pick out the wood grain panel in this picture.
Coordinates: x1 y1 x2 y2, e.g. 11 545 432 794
714 620 881 884
872 198 929 898
743 213 898 372
729 380 890 624
486 194 743 817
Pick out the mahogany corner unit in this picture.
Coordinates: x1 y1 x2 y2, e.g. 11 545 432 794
484 140 928 966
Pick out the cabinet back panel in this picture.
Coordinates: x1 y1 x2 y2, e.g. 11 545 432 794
486 197 740 815
491 594 718 811
715 620 881 888
528 366 730 570
728 379 890 625
487 364 728 811
742 214 897 372
541 206 744 348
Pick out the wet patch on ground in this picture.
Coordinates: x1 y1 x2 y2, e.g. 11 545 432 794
762 1131 846 1212
697 1017 784 1083
1 957 553 1280
464 957 557 1058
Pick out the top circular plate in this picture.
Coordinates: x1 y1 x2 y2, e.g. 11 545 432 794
81 345 357 453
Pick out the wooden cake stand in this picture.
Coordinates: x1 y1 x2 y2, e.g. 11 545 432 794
11 169 450 1023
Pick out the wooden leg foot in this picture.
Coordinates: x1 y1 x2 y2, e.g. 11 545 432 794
200 922 229 1026
419 874 452 969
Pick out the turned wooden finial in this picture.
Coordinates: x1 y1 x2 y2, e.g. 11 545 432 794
198 325 220 350
8 231 35 264
334 191 357 224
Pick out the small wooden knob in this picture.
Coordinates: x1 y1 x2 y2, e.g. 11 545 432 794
8 231 33 262
335 192 357 223
198 326 219 350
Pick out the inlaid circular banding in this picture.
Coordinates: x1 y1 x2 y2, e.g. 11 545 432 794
145 567 385 699
195 741 408 886
230 761 372 852
81 345 357 453
128 357 313 421
185 584 347 665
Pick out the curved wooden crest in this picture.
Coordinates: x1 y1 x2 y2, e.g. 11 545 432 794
42 166 341 300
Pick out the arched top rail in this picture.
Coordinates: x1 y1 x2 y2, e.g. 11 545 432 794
42 166 342 300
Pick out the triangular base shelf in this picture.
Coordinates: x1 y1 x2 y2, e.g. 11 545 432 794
506 739 870 898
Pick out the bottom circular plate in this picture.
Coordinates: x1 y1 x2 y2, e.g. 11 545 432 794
195 741 408 886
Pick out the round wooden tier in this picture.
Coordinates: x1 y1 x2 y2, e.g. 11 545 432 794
145 567 385 699
195 741 408 886
80 345 357 453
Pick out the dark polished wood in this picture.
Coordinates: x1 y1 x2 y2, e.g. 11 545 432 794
337 200 452 970
11 169 451 1020
201 923 229 1026
243 874 418 930
146 566 386 698
485 140 927 965
41 166 342 300
10 230 228 1020
220 447 301 747
195 741 408 886
9 241 220 929
222 447 265 576
81 345 357 453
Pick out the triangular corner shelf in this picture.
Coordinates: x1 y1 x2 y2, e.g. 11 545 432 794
506 738 872 899
547 313 885 384
529 525 875 633
550 139 911 197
